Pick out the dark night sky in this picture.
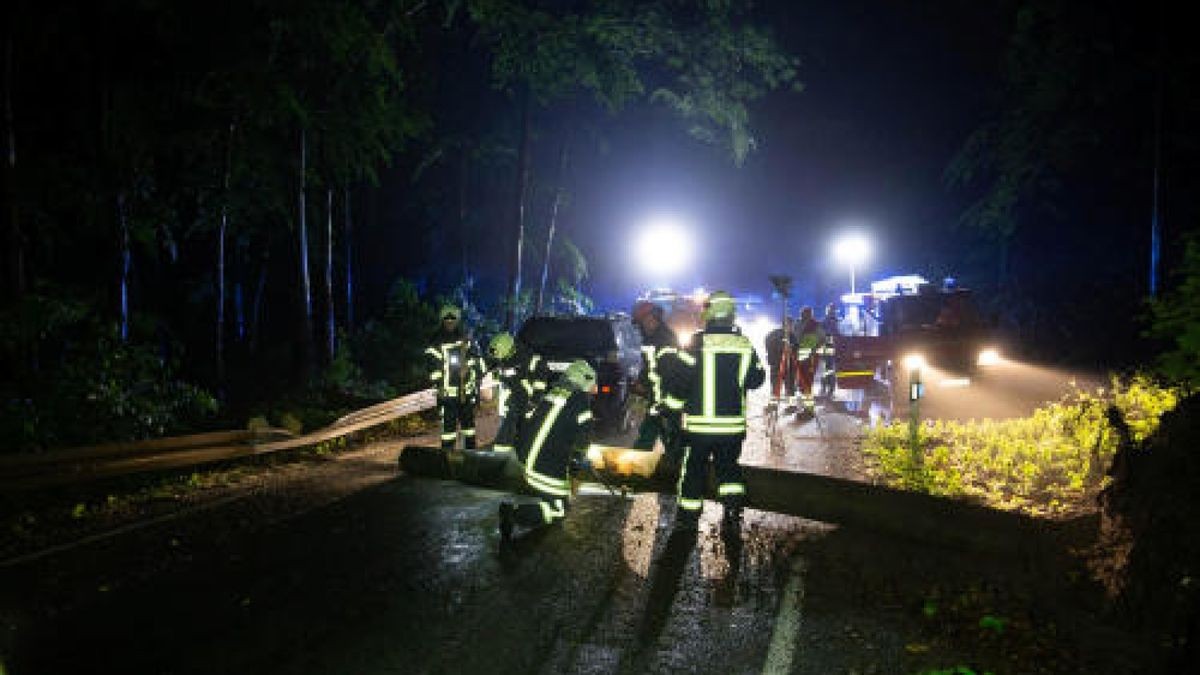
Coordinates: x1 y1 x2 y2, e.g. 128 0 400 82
566 1 1009 310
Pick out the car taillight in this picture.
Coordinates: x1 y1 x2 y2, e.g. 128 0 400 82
600 385 612 394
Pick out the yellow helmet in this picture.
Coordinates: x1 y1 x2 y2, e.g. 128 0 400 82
561 360 597 392
439 305 461 323
488 333 516 361
702 290 736 324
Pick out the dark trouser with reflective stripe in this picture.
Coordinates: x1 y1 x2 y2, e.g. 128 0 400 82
511 441 572 528
439 398 476 450
493 404 526 453
633 408 682 461
677 433 746 518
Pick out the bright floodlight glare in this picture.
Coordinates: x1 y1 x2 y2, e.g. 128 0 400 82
832 233 870 266
977 347 1002 367
903 352 926 371
635 218 692 278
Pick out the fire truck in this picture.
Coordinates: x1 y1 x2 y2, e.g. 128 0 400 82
824 275 1002 420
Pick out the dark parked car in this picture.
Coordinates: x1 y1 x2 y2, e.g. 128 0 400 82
517 314 643 432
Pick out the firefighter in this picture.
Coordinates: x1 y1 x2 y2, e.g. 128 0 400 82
498 359 597 540
487 332 552 454
793 306 825 415
631 301 684 468
764 316 798 408
818 303 840 398
661 290 766 532
425 305 485 450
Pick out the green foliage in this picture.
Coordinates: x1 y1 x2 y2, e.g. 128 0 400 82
459 0 799 165
0 297 218 453
1147 236 1200 385
944 0 1123 244
352 279 439 394
863 375 1180 516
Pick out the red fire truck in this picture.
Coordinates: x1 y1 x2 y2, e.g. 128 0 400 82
824 275 1002 420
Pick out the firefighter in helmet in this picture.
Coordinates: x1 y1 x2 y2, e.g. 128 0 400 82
425 305 485 450
660 290 766 532
793 306 826 415
630 300 684 470
498 359 597 540
764 316 798 408
487 332 552 454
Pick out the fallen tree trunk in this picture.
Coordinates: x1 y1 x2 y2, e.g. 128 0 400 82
400 444 1082 560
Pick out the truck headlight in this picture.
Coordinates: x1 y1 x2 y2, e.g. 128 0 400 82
977 347 1001 367
902 352 926 371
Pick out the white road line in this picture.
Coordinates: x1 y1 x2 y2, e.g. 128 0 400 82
762 557 806 675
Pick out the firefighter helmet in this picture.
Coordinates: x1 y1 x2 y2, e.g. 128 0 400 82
439 305 461 323
561 360 597 393
702 290 736 324
488 333 516 361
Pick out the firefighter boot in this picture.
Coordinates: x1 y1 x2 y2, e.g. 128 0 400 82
674 505 701 532
721 496 745 534
498 501 515 542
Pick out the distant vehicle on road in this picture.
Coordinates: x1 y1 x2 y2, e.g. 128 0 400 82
828 275 1003 420
517 314 643 432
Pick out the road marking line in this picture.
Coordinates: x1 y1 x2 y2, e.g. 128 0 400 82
762 557 806 675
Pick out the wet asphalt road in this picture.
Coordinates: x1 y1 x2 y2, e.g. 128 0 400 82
2 379 1127 674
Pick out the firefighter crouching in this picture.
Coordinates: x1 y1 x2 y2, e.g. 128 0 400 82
487 332 551 454
630 301 684 471
498 360 597 540
425 305 485 450
661 290 766 532
793 306 825 415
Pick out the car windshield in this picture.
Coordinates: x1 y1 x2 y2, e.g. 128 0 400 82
518 317 616 358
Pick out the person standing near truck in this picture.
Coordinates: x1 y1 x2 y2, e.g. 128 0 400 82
793 306 825 416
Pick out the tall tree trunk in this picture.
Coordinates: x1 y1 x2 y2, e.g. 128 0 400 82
234 281 245 342
505 88 532 331
3 27 23 301
1148 10 1165 298
343 184 353 331
458 147 470 306
297 129 314 372
117 191 130 343
536 140 569 315
325 187 335 361
216 121 234 385
250 234 270 354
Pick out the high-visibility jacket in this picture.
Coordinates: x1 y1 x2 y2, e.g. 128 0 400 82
637 323 680 409
794 318 825 359
516 386 594 498
663 325 766 437
493 344 552 418
425 330 485 401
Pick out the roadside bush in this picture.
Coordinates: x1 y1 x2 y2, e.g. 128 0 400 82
862 374 1179 517
1 331 218 452
352 279 438 394
1100 392 1200 669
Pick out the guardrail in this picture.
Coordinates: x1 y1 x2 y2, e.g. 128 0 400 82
0 382 476 492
